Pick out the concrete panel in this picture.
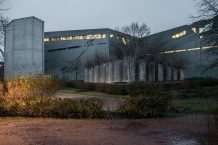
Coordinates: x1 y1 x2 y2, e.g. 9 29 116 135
157 64 164 82
84 69 89 82
99 64 106 83
113 60 122 83
93 65 99 83
106 62 113 83
149 62 156 82
166 66 172 81
179 69 185 81
5 17 44 80
138 60 146 82
88 67 94 83
122 59 129 82
127 58 135 82
171 68 177 81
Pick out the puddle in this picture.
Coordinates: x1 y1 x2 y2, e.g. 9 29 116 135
169 135 201 145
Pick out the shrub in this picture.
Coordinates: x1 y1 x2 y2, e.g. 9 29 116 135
0 96 104 119
126 83 164 97
105 84 127 95
119 94 169 118
6 75 59 98
0 82 4 96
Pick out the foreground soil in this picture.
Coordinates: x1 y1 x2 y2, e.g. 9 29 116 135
0 116 206 145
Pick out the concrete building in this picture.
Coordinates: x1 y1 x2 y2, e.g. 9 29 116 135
143 18 218 78
4 16 218 81
4 17 44 79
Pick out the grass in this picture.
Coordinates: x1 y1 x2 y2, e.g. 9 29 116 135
60 87 129 100
173 100 218 113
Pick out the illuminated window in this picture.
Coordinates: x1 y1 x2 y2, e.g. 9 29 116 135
66 36 73 40
110 34 114 38
102 34 107 38
86 35 93 39
51 37 61 41
175 49 187 53
121 37 127 45
44 38 50 42
61 37 67 40
171 31 187 39
192 28 197 33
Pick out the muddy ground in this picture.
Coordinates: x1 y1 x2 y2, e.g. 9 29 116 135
0 116 206 145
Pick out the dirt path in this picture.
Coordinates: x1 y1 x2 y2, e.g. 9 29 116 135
0 116 205 145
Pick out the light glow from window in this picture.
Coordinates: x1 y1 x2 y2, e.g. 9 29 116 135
171 31 187 39
44 34 108 42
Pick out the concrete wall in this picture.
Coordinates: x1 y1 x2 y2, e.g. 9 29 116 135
85 58 184 84
4 17 44 80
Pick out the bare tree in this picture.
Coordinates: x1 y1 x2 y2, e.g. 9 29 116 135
113 22 151 60
0 15 9 59
195 0 218 69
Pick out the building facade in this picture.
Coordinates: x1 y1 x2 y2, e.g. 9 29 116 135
4 16 218 81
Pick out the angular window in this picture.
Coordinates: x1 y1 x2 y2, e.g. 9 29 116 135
171 31 187 39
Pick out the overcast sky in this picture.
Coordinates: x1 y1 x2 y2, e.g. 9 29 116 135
4 0 198 34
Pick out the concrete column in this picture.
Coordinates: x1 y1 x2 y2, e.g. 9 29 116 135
84 69 89 82
106 62 113 83
113 60 122 83
122 58 129 83
157 64 164 82
171 68 177 81
127 58 135 83
99 63 106 83
149 62 156 82
138 60 146 82
88 67 94 83
179 69 185 81
166 66 172 81
93 65 99 83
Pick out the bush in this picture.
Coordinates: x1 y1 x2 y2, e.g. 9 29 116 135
6 75 59 98
119 94 169 118
105 84 127 95
183 78 218 89
66 82 127 95
0 96 104 119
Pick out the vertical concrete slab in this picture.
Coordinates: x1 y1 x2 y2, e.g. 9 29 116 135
157 64 164 82
88 67 94 83
138 60 146 82
99 63 106 83
106 62 113 83
166 66 172 81
113 60 122 83
179 69 185 81
171 68 177 81
127 58 135 83
149 62 156 82
5 17 44 80
94 65 99 83
122 58 129 83
84 69 89 82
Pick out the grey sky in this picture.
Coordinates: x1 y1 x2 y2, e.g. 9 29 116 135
5 0 198 34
